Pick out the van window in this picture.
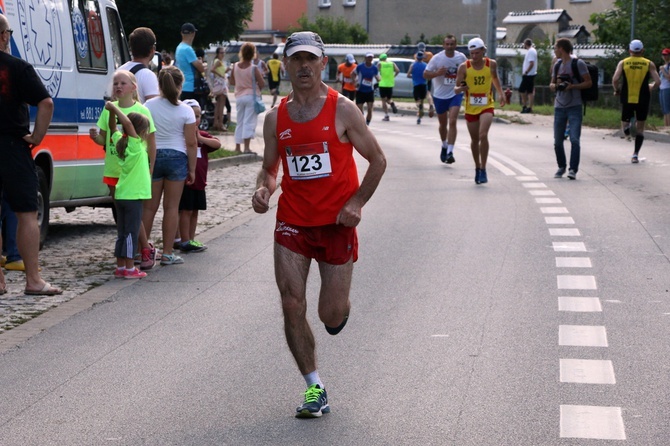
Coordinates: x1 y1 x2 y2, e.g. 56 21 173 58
105 7 130 69
69 0 107 72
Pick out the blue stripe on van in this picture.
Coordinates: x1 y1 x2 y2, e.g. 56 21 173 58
30 98 106 124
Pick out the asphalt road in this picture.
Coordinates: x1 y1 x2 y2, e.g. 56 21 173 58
1 111 669 445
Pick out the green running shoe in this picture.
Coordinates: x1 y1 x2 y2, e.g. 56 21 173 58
295 384 330 418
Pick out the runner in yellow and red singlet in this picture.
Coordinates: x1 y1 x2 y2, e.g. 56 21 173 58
454 37 505 184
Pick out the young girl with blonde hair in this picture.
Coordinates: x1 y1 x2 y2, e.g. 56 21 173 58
104 102 152 279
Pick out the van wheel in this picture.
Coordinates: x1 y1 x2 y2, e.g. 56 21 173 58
36 166 50 249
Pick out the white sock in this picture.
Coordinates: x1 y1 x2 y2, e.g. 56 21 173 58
126 267 136 273
442 141 448 149
116 267 126 272
448 144 454 154
174 238 181 244
303 370 324 388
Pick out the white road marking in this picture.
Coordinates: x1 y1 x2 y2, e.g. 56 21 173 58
516 176 539 181
541 207 569 214
523 182 548 188
553 242 587 252
546 216 575 224
549 228 580 236
529 190 556 196
536 197 562 204
560 359 616 384
486 157 516 176
556 257 592 268
528 189 556 197
559 325 608 347
557 275 597 289
488 150 536 175
560 405 626 440
558 296 602 312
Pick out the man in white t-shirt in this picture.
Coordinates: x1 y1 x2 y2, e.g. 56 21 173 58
118 27 159 104
423 34 467 164
519 38 537 113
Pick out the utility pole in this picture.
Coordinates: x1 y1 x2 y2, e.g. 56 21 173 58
487 0 497 59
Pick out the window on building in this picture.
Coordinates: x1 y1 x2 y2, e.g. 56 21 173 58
318 0 332 8
343 0 356 6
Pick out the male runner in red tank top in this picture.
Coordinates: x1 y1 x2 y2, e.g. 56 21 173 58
252 31 387 418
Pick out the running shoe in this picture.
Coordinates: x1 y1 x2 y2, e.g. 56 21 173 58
140 244 156 271
191 240 208 250
475 168 482 184
631 154 639 163
180 240 206 253
124 268 147 279
479 169 488 184
446 153 455 164
160 253 184 265
623 125 631 136
417 118 421 125
114 268 126 279
391 102 398 114
554 167 566 178
440 147 448 163
567 169 577 180
295 384 330 418
382 115 390 121
428 105 435 118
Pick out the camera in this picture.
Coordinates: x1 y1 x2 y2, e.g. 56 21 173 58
556 74 570 92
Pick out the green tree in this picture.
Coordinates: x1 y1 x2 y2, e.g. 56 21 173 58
429 35 445 45
590 0 670 62
400 34 412 45
116 0 253 53
288 15 368 44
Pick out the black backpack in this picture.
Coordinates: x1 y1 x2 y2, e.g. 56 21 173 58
553 58 599 112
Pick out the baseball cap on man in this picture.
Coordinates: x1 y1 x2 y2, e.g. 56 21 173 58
380 53 388 60
181 23 197 34
662 48 670 55
416 51 425 59
284 31 325 57
346 53 355 63
468 37 486 50
365 52 374 58
629 39 643 52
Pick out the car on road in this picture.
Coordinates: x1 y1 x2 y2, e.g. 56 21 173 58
372 57 415 98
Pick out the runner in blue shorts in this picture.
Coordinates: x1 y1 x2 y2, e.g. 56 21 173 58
424 34 467 164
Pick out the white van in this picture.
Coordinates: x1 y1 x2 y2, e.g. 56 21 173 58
1 0 130 245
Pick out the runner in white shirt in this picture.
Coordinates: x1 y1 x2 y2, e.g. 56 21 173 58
424 34 467 164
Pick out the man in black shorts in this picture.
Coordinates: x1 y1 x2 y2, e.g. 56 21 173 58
612 39 661 163
519 38 537 113
0 14 61 296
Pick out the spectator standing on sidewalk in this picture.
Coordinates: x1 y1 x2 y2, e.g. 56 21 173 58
175 23 205 102
176 99 221 253
408 52 428 124
377 53 399 121
519 39 537 113
0 14 61 295
454 37 506 185
119 27 159 104
658 48 670 127
144 66 197 266
549 38 592 180
337 54 357 101
612 39 661 163
424 34 466 164
229 42 265 154
251 31 386 418
352 52 379 125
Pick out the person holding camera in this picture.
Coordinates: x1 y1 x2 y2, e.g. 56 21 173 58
549 38 592 180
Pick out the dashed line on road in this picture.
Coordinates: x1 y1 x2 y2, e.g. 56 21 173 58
495 162 627 441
